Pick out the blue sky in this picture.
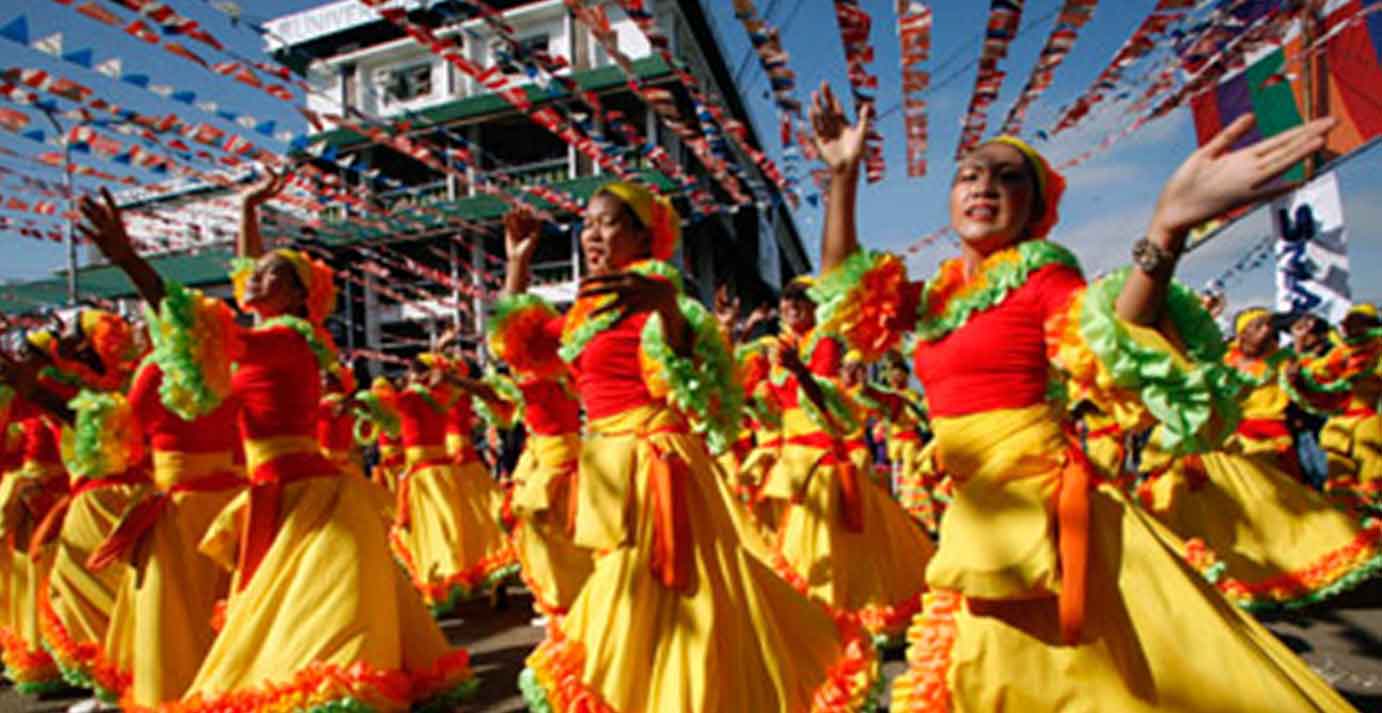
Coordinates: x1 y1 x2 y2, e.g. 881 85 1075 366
2 0 1380 316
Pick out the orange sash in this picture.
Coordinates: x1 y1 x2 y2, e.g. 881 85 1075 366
87 470 243 571
1056 430 1094 646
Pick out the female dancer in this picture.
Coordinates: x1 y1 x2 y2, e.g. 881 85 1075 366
806 80 1353 711
32 309 146 702
763 277 934 643
0 334 70 693
499 182 879 711
390 353 516 615
80 176 475 711
1138 304 1381 610
484 286 596 618
1319 304 1382 505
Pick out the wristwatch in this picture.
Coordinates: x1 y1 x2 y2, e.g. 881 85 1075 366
1132 237 1175 277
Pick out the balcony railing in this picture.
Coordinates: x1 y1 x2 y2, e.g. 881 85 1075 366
489 156 570 187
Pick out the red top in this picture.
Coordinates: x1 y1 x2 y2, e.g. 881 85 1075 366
768 335 843 409
397 386 448 449
131 361 240 454
546 313 656 420
444 394 475 439
316 398 355 452
232 325 320 441
915 264 1084 418
519 379 581 436
11 398 62 465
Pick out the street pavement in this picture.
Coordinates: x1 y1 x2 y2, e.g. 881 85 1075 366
3 579 1380 712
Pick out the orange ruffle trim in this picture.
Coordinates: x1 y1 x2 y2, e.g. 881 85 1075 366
389 529 518 609
124 649 474 713
524 616 881 713
511 525 569 618
889 590 960 713
0 625 60 688
770 532 925 641
1184 521 1382 608
38 579 130 698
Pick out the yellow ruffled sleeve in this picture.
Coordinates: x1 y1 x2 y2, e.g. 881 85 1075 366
1047 267 1242 456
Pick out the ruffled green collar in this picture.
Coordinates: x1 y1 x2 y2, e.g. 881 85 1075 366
558 259 682 363
916 240 1080 342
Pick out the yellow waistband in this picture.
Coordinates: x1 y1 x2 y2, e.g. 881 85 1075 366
152 450 237 491
586 404 688 438
244 435 320 475
405 444 450 467
932 403 1065 483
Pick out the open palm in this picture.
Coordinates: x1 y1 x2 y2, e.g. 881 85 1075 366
1152 114 1335 237
809 81 872 174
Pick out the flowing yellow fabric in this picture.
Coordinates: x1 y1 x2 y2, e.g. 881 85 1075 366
768 401 933 640
509 433 592 616
101 451 241 708
1321 368 1382 484
41 481 142 691
391 441 515 609
184 443 456 708
0 461 62 688
891 406 1356 713
526 404 878 713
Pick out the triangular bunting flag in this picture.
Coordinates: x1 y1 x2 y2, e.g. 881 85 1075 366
32 32 62 56
0 16 30 45
123 74 150 88
95 58 122 78
62 48 93 68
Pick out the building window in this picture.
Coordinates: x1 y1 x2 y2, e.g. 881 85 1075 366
382 63 432 104
492 34 550 76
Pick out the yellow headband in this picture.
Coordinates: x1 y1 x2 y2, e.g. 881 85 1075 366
25 329 54 354
843 349 863 365
979 135 1067 240
1348 303 1378 320
595 181 682 261
231 249 337 325
1234 307 1271 338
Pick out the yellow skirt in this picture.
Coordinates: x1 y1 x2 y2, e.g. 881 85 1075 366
39 482 141 699
1140 449 1382 610
520 405 880 713
509 433 592 617
0 462 62 692
891 406 1355 713
173 453 475 713
896 439 947 536
1322 410 1382 506
100 451 242 709
390 446 517 614
773 437 933 642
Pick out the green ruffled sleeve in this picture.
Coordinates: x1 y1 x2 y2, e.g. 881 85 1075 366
352 391 401 446
473 370 523 431
640 295 745 455
145 281 242 421
810 249 922 362
61 390 142 478
1053 267 1242 455
488 294 565 380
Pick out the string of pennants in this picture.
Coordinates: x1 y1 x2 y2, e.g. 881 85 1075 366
729 0 807 197
1052 0 1194 135
998 0 1098 136
832 1 885 183
1204 233 1275 295
954 0 1023 160
896 2 931 177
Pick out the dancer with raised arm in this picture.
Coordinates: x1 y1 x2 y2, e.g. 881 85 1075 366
804 80 1353 711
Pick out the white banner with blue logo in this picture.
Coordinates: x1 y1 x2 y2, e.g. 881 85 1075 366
1274 171 1351 324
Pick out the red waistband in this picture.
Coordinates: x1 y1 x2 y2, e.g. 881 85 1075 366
1236 418 1292 441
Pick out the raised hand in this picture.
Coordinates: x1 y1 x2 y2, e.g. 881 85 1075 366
503 206 542 265
809 81 873 175
242 168 290 208
1150 114 1335 240
77 188 137 265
